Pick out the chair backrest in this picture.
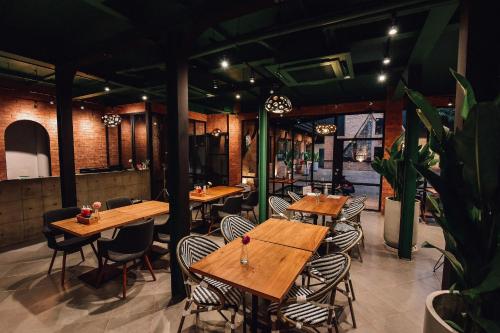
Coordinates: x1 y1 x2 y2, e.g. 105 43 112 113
243 190 259 206
329 229 363 252
177 235 220 282
307 253 350 301
346 195 367 207
222 195 243 214
111 218 154 254
288 191 302 202
106 197 132 210
341 202 365 223
220 215 255 243
43 207 81 240
268 196 290 219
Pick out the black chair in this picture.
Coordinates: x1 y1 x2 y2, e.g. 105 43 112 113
209 195 243 234
43 207 100 286
241 190 258 222
97 218 156 298
106 197 133 238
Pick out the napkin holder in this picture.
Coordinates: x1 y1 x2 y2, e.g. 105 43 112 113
76 214 98 225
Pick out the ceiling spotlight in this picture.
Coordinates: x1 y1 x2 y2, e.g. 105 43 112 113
382 57 391 65
269 89 274 94
447 97 453 107
344 75 351 79
49 100 54 105
235 93 241 100
220 58 229 69
80 105 85 110
377 73 387 83
213 80 218 89
249 76 255 84
142 95 148 101
388 25 398 36
104 86 110 92
206 93 215 98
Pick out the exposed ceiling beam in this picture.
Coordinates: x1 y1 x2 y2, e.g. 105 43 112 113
393 1 459 98
73 87 130 100
188 0 457 59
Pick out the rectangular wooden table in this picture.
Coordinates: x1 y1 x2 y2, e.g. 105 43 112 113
191 238 312 302
189 185 244 203
51 200 170 237
287 194 348 224
247 218 329 252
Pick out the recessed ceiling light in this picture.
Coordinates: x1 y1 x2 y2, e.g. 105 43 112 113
388 25 398 36
249 77 255 84
235 93 241 100
49 100 54 105
80 105 85 110
142 95 148 101
220 59 229 69
383 57 391 65
344 75 351 79
206 93 215 98
269 89 274 94
377 73 387 83
104 86 110 92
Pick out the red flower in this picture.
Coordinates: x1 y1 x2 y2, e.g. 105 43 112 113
242 235 251 245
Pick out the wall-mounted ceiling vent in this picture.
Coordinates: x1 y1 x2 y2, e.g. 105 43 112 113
266 53 354 86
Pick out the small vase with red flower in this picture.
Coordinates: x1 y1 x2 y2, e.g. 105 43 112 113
240 235 250 265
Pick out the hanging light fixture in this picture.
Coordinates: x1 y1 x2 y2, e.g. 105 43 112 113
211 128 222 137
315 124 337 135
102 114 122 127
264 94 292 114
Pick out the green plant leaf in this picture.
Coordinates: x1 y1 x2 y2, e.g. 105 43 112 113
464 245 500 297
450 68 477 120
444 320 464 333
471 314 500 333
454 102 500 203
405 88 443 141
422 241 466 286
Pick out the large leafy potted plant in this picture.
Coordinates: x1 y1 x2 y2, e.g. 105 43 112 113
372 132 437 249
406 69 500 333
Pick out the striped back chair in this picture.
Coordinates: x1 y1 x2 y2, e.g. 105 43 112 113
342 202 365 223
326 229 363 253
221 215 255 243
345 195 367 207
176 235 242 333
288 191 302 202
269 196 290 219
276 253 350 332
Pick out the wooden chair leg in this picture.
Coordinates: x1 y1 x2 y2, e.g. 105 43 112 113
61 252 67 287
143 255 156 281
48 250 57 275
122 264 127 299
79 248 85 262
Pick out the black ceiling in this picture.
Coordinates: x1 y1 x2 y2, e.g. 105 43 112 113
0 0 460 113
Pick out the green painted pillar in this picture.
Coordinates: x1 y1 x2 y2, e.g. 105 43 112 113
398 65 421 260
258 105 268 223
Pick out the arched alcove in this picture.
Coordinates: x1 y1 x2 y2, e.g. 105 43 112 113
5 120 51 179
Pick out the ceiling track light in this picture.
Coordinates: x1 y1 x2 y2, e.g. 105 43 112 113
104 86 110 92
213 80 218 89
382 57 391 65
377 73 387 83
388 14 398 36
235 93 241 100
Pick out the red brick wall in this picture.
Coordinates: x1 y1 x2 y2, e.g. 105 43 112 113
0 94 108 180
228 114 241 185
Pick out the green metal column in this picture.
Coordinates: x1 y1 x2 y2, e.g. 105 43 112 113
258 106 268 223
398 65 421 260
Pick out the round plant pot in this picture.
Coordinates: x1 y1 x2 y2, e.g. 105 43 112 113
384 197 419 249
313 161 319 171
424 291 463 333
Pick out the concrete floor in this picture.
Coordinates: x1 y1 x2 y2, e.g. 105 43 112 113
0 211 444 333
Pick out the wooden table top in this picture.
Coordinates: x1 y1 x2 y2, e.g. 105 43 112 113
269 178 298 184
190 239 312 302
189 186 244 202
247 218 328 252
51 201 169 237
287 194 348 217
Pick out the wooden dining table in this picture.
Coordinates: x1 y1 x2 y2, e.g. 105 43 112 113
190 218 328 333
189 185 244 203
51 200 169 287
287 194 348 224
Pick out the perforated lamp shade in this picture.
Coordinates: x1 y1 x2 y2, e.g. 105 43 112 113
315 124 337 135
264 94 292 114
102 114 122 127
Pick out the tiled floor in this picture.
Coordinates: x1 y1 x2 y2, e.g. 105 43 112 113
0 212 444 332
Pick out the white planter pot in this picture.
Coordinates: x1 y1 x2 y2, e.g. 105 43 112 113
313 161 319 171
383 197 419 249
424 291 461 333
